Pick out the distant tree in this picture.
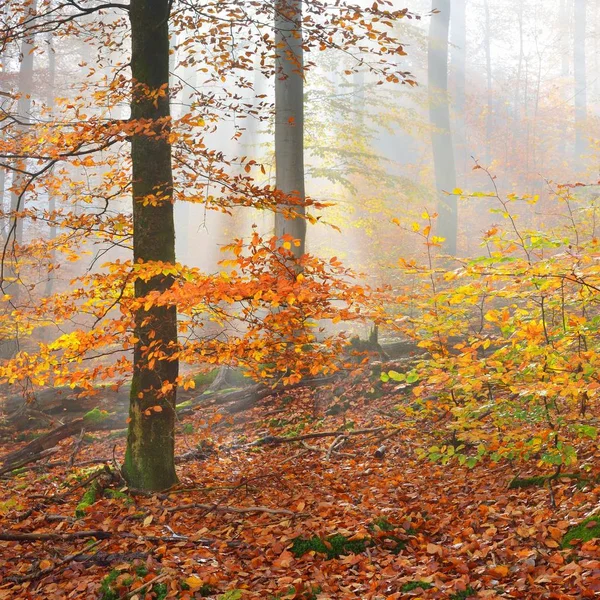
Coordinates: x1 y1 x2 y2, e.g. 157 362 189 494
428 0 457 254
574 0 588 158
274 0 306 260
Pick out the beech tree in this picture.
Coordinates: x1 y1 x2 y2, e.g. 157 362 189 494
274 0 306 260
0 0 414 491
428 0 457 254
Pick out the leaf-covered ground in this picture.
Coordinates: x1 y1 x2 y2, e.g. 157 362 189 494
1 377 600 599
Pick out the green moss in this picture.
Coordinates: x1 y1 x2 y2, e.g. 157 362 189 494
198 583 215 596
75 479 102 517
193 370 218 386
291 534 370 559
104 489 133 505
368 518 408 554
154 582 168 600
449 587 476 600
176 400 192 411
83 407 110 424
370 517 396 532
99 569 120 600
181 423 194 435
400 581 433 592
135 565 149 577
107 429 127 440
562 515 600 548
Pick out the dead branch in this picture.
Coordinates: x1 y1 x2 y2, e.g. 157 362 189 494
0 446 60 477
0 530 112 542
246 426 385 447
166 503 298 516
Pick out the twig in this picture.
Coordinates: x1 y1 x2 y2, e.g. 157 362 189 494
124 573 168 599
301 441 355 459
68 427 86 468
326 435 346 460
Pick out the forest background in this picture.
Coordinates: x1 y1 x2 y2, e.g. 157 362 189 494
2 0 600 598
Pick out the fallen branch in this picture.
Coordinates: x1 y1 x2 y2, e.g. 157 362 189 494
0 530 112 542
301 441 355 459
246 426 385 447
0 446 60 477
166 503 298 516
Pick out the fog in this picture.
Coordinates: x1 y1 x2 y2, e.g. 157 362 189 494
1 0 599 352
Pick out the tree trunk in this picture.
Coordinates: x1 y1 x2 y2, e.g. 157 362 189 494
44 31 56 298
123 0 179 491
428 0 457 255
274 0 306 260
574 0 588 158
483 0 492 165
11 0 36 246
450 0 466 182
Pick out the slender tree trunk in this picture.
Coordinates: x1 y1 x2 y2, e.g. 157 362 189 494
11 0 36 246
123 0 179 491
574 0 588 158
483 0 492 165
175 37 195 265
274 0 306 259
559 0 570 160
511 2 524 160
450 0 466 182
44 31 56 298
428 0 457 255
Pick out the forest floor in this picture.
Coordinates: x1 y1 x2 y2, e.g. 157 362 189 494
1 372 600 600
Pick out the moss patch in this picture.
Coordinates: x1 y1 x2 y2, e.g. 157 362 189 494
75 477 104 517
400 581 433 592
368 518 409 553
83 407 111 425
99 569 120 600
562 515 600 548
291 534 370 559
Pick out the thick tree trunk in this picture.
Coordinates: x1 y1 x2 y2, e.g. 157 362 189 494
274 0 306 260
574 0 588 158
428 0 457 255
123 0 179 491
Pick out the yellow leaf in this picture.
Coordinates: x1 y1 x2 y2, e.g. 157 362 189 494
185 576 204 590
143 515 153 527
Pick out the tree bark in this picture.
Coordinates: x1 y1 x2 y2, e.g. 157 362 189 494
483 0 492 165
574 0 588 158
428 0 457 255
123 0 179 491
11 0 36 246
44 31 56 298
450 0 466 181
274 0 306 260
